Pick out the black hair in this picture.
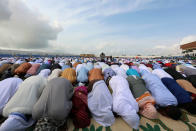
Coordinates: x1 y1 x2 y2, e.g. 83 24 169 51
179 102 196 114
158 106 182 120
165 106 182 120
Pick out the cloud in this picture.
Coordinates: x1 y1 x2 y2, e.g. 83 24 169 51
0 0 62 49
150 43 181 56
153 45 167 49
180 35 196 45
0 0 192 56
0 0 11 21
26 0 160 28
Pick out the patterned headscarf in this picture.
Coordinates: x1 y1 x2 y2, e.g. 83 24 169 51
72 86 90 128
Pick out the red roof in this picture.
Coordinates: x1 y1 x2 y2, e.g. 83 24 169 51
180 41 196 50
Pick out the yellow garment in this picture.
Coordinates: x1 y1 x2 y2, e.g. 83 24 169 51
61 68 76 84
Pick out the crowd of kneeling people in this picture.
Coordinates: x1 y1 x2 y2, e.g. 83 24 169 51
0 57 196 130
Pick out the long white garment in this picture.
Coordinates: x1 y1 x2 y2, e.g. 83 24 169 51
120 64 129 72
109 76 139 129
98 62 110 72
113 67 127 79
75 64 85 75
111 65 119 72
59 62 65 67
141 70 178 107
0 113 34 131
152 69 173 79
0 78 23 115
47 69 62 81
3 76 47 117
38 69 51 78
94 64 102 69
184 64 196 69
86 62 94 71
182 66 196 76
88 80 115 127
139 64 150 73
15 59 25 64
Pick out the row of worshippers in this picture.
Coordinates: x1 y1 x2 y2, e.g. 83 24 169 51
0 61 196 130
0 57 195 81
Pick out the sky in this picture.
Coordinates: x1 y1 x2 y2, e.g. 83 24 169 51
0 0 196 56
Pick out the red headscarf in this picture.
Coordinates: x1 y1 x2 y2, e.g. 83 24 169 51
71 86 90 128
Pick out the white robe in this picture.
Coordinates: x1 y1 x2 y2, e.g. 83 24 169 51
113 67 128 79
111 65 119 72
109 76 139 129
0 113 34 131
120 64 129 72
139 64 150 73
15 59 25 64
88 80 115 126
94 64 102 69
98 62 110 73
0 78 23 114
38 69 51 78
75 64 86 75
47 69 62 81
141 71 178 107
3 76 47 117
152 69 173 79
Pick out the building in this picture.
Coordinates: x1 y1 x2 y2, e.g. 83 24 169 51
80 54 95 57
180 41 196 50
180 41 196 57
